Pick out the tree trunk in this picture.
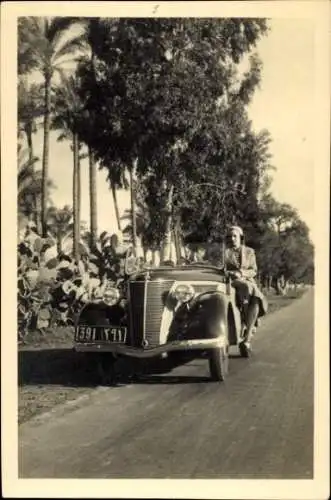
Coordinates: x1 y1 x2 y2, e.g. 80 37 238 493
111 181 121 232
161 182 174 263
268 275 273 291
275 275 288 296
130 158 138 249
41 72 52 238
88 146 98 249
57 234 63 255
73 133 81 262
34 194 42 236
173 219 182 263
25 123 34 163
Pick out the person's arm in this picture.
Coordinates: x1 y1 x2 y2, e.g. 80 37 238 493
241 249 257 279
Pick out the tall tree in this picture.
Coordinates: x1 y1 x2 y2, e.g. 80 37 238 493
78 18 102 248
51 71 85 261
18 17 87 237
75 18 269 259
256 193 314 290
75 18 130 241
88 147 98 248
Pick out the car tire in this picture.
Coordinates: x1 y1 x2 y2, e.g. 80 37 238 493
95 354 118 386
208 344 229 382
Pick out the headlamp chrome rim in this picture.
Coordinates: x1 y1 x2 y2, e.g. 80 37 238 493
102 287 120 306
173 283 195 303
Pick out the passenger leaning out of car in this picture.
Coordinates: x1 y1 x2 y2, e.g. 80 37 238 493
224 226 268 354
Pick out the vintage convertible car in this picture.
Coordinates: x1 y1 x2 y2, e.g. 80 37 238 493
74 247 250 382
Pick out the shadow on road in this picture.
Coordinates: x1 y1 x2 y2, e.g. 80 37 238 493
133 374 211 385
18 348 244 388
18 348 199 387
18 348 99 387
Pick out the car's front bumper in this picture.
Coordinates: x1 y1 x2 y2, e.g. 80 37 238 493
73 336 227 358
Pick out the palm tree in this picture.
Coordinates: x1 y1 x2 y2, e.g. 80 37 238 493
88 147 98 249
18 144 56 235
18 78 45 233
46 205 74 254
18 17 87 237
76 18 124 248
18 77 44 162
78 18 128 244
51 71 85 262
82 18 103 249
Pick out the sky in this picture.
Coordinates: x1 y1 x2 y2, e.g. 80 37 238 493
28 18 316 243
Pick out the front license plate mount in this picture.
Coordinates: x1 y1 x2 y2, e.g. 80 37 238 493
75 325 127 343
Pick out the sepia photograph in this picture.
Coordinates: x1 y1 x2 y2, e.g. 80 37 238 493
1 1 330 498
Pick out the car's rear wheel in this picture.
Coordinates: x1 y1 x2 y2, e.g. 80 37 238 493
208 344 229 381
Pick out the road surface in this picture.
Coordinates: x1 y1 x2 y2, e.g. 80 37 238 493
19 290 314 479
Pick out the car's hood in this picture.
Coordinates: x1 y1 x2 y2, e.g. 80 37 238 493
131 265 224 282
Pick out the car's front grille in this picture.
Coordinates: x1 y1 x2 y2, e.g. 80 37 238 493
128 281 145 347
145 280 173 347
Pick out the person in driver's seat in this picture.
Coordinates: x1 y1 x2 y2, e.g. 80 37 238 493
225 226 268 354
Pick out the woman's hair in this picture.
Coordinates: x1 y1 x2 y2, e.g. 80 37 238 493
228 225 245 243
229 225 244 237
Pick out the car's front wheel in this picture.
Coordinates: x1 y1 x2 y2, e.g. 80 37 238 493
208 344 229 381
95 353 118 386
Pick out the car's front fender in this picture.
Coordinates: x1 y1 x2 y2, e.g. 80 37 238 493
167 292 229 342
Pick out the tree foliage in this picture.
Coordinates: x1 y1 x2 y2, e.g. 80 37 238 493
257 194 314 286
17 17 314 290
75 18 270 253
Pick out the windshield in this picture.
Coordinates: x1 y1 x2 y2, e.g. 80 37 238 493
127 241 225 271
182 241 224 267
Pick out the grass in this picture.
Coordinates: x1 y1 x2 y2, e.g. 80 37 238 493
264 288 305 315
18 288 307 425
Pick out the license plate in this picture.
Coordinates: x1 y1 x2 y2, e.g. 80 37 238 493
75 325 127 343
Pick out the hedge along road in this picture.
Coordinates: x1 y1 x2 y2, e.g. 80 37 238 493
19 289 314 479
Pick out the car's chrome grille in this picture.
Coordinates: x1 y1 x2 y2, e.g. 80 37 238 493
145 281 174 346
128 281 145 347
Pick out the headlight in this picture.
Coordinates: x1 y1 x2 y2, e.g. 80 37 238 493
173 284 195 303
103 287 120 306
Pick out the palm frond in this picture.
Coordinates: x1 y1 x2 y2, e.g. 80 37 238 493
53 34 89 63
18 148 42 196
47 17 84 44
53 56 84 70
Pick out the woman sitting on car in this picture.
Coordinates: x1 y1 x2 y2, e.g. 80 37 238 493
225 225 268 355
